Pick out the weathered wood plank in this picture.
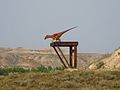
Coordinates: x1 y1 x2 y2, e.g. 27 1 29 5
50 42 78 47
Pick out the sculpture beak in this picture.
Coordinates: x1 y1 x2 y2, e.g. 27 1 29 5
44 36 46 40
44 35 48 40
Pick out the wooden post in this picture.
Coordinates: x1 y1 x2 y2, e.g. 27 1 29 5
74 46 77 68
70 46 73 68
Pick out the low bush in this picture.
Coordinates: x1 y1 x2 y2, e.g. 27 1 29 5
0 66 64 76
32 65 50 73
0 67 30 75
0 68 8 75
96 61 104 69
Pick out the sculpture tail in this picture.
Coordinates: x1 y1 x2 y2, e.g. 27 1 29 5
63 26 78 33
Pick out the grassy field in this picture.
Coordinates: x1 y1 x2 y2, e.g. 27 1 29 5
0 68 120 90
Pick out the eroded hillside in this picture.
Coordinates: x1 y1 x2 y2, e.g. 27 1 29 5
89 48 120 70
0 47 105 68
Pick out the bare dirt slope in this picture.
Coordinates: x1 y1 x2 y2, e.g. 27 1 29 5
89 48 120 70
0 47 104 68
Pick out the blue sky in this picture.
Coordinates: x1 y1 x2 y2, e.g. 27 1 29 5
0 0 120 53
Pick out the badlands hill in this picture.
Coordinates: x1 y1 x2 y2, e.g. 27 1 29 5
0 47 105 68
89 47 120 70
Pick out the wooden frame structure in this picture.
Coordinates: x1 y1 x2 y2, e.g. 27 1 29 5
50 42 78 68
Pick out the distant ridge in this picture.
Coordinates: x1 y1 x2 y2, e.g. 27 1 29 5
0 47 105 68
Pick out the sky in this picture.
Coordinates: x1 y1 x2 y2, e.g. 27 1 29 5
0 0 120 53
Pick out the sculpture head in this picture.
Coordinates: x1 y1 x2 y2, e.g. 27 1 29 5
44 35 51 40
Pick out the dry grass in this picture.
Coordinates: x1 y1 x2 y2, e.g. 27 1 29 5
0 69 120 90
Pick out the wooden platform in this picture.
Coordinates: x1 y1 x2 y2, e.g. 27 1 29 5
50 42 78 47
50 41 79 68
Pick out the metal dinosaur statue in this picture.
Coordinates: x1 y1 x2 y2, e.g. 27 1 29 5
44 26 77 41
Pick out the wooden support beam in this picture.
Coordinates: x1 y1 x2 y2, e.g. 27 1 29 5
53 46 67 68
57 47 71 68
70 46 73 68
74 46 77 68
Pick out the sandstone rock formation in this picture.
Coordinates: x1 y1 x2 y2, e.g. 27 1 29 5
89 47 120 70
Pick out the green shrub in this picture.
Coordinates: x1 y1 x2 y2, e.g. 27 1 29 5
0 68 8 75
37 65 48 73
55 66 64 71
0 66 64 76
15 67 29 73
0 67 30 75
96 61 104 69
31 65 54 73
47 66 53 71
